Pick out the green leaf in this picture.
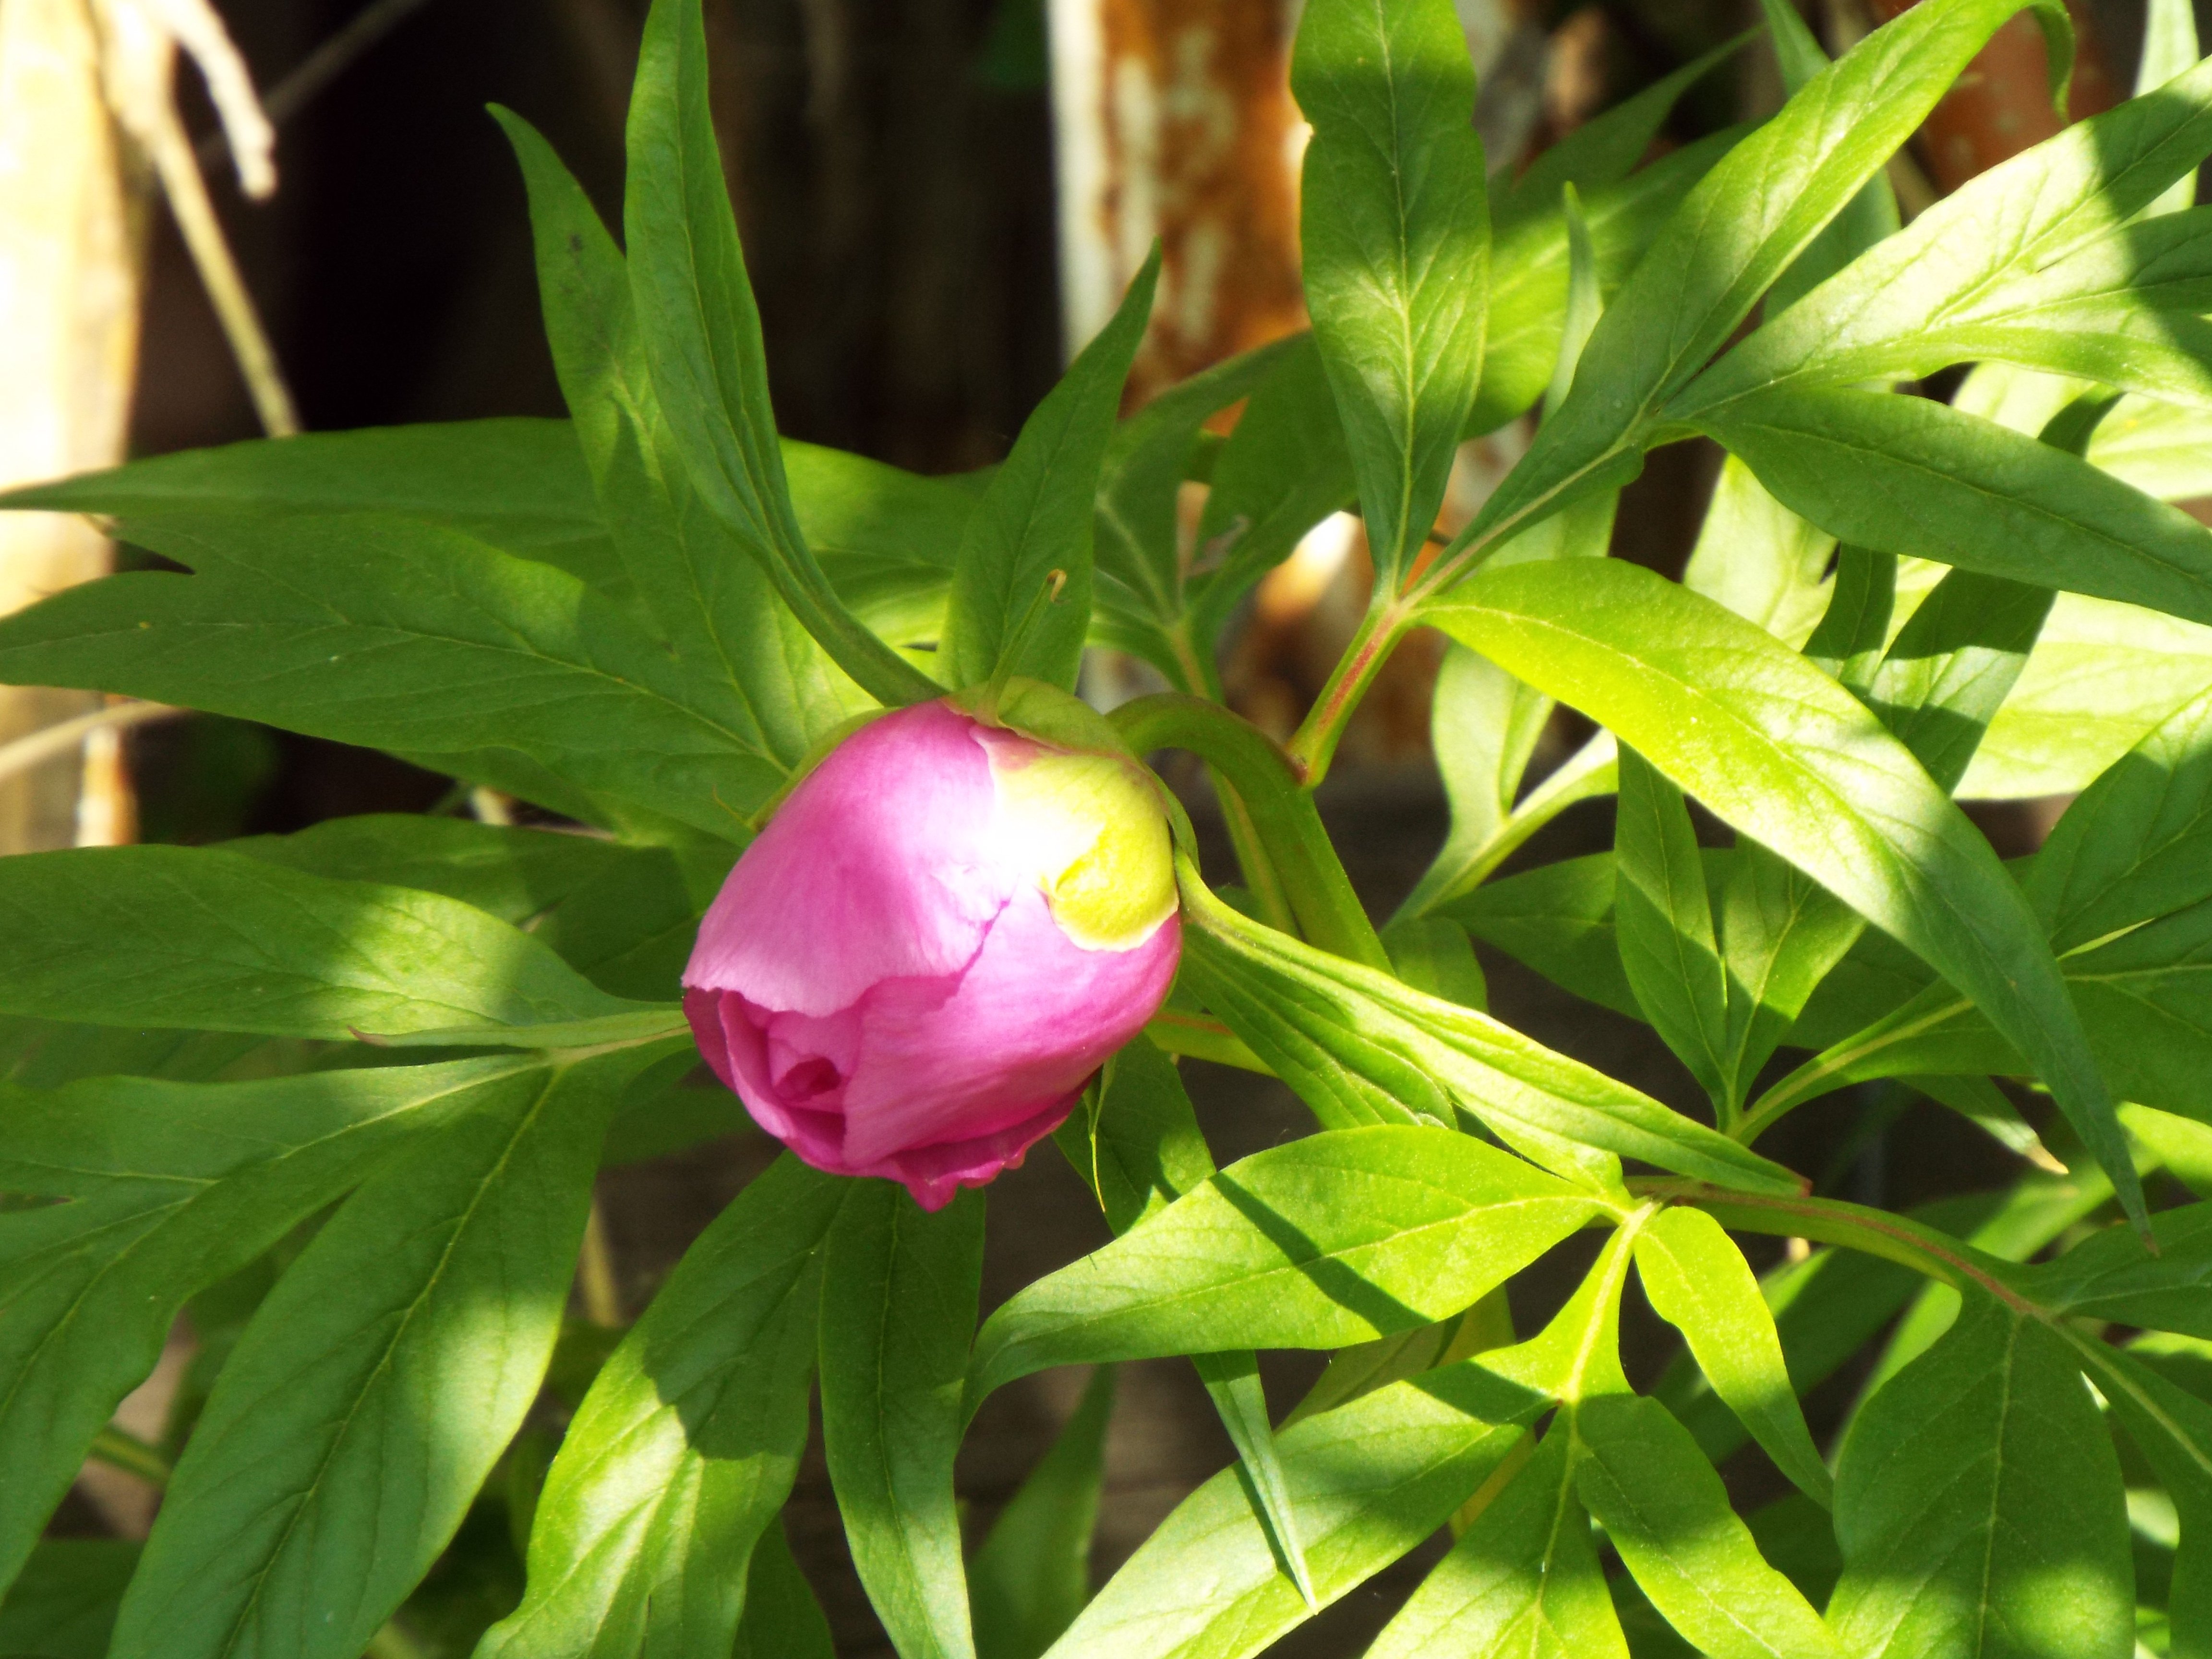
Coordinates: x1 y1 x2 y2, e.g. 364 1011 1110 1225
1286 1291 1513 1427
1448 851 1640 1020
1963 590 2212 799
1427 1428 1643 1653
943 251 1160 690
1186 337 1356 652
1451 0 2068 569
1474 131 1737 440
622 0 938 707
1829 1292 2133 1659
1717 840 1862 1116
1863 565 2055 793
2027 684 2212 952
969 1125 1608 1400
1767 895 2212 1130
1381 915 1487 1010
1575 1391 1839 1659
1362 1427 1625 1659
482 1154 843 1659
108 1052 641 1659
819 1183 985 1659
0 1058 522 1600
970 1366 1114 1659
1614 746 1731 1107
1700 386 2212 632
2071 1339 2212 1659
1041 1361 1546 1659
1425 557 2143 1226
732 1521 834 1659
1092 337 1298 642
223 815 640 926
1050 1038 1214 1236
2017 1204 2212 1338
0 1541 137 1659
2143 0 2206 209
0 845 634 1041
498 108 849 764
1292 0 1488 590
786 438 974 641
1045 1044 1312 1607
1495 35 1746 229
1681 455 1836 650
366 1006 687 1052
1 418 616 587
0 513 788 838
1179 869 1800 1193
1676 58 2212 418
1634 1207 1832 1507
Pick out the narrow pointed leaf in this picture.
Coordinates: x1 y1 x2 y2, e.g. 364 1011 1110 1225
1041 1362 1546 1659
1677 57 2212 417
1575 1392 1840 1659
1425 557 2143 1226
1453 0 2069 565
0 845 633 1040
732 1521 835 1659
0 1058 531 1600
1614 746 1731 1106
108 1054 639 1659
623 0 938 705
820 1183 985 1659
1634 1207 1832 1507
1362 1429 1625 1659
971 1365 1115 1659
1179 867 1801 1193
1701 386 2212 633
944 251 1159 690
480 1155 843 1659
499 107 846 762
971 1126 1605 1400
1292 0 1488 590
1829 1293 2133 1659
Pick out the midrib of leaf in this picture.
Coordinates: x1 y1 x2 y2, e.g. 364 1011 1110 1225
0 1058 539 1452
987 1190 1595 1365
1968 1315 2024 1658
173 535 790 771
209 1064 565 1659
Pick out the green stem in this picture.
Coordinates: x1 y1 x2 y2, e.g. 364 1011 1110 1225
1638 1180 2037 1310
91 1426 172 1486
1113 695 1390 971
1392 731 1620 925
1735 987 1971 1145
1214 776 1299 935
1284 600 1412 788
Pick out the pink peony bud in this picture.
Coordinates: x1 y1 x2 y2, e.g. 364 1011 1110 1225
683 696 1181 1210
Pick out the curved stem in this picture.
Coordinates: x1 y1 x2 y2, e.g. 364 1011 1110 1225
1114 694 1389 971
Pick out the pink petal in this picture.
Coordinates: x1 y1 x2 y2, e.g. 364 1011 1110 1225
684 702 1010 1016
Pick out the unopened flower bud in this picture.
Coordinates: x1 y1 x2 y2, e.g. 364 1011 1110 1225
683 694 1180 1209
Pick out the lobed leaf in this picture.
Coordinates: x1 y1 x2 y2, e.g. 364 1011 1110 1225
1426 557 2143 1225
108 1052 642 1659
970 1125 1604 1402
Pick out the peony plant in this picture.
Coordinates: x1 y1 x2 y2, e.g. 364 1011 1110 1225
0 0 2210 1654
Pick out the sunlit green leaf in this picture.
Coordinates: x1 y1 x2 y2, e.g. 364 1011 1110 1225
483 1154 843 1659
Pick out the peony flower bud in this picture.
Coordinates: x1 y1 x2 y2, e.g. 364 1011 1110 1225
683 694 1180 1210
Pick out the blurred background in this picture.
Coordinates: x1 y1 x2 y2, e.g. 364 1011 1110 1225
0 0 2188 1652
